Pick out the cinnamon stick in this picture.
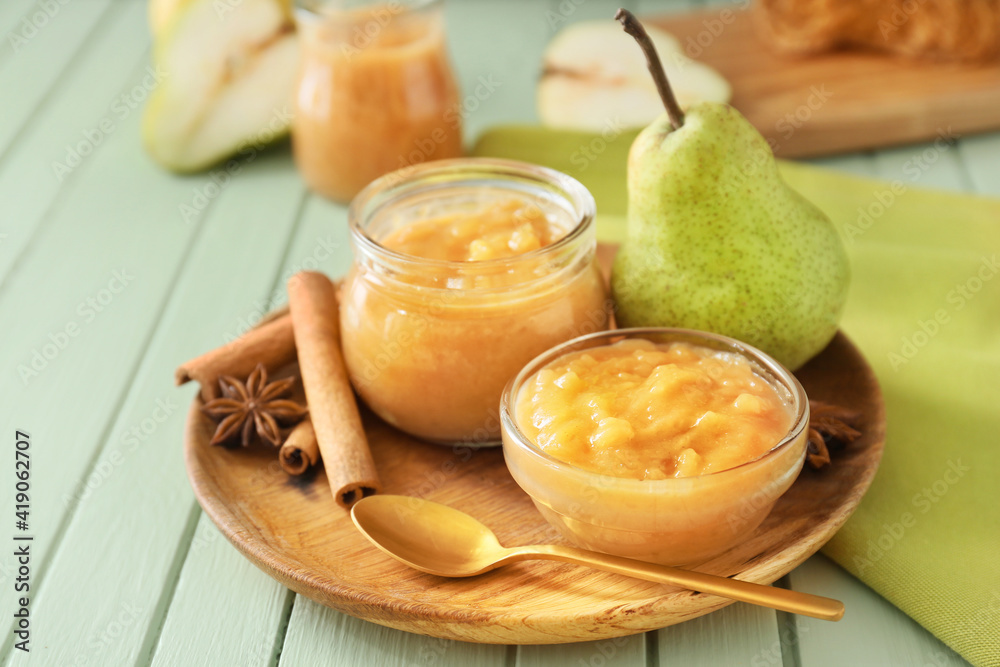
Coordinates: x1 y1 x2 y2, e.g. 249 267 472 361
279 417 320 475
287 271 381 507
175 312 296 401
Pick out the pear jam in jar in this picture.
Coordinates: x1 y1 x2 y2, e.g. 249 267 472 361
340 159 609 445
293 0 463 203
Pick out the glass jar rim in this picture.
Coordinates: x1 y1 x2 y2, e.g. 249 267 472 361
500 327 810 486
347 157 597 272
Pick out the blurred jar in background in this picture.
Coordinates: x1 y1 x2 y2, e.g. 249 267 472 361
293 0 464 203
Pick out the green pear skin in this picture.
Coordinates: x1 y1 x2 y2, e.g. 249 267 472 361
610 102 850 371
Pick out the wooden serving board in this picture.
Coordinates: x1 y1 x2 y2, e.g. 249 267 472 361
651 9 1000 157
185 332 883 644
183 241 885 643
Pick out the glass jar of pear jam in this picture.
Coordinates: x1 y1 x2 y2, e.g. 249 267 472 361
340 159 610 444
293 0 463 203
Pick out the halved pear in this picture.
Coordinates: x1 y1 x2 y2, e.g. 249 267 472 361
148 0 184 36
143 0 299 172
537 21 731 132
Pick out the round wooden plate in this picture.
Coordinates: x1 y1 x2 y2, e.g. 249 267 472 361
184 329 884 644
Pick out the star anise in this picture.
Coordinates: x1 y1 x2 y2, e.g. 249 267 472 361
806 400 862 469
201 364 308 447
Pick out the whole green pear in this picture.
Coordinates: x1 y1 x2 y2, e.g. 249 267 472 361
607 8 849 370
610 101 850 370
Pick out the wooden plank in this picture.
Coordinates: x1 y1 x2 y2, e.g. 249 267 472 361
247 194 352 315
149 515 294 667
657 604 782 666
2 146 305 666
957 133 1000 197
804 153 877 177
637 0 702 13
649 8 1000 159
146 185 324 667
0 0 114 156
0 0 40 36
159 192 351 667
0 0 150 283
871 141 973 192
517 635 646 667
0 62 203 666
444 0 553 140
279 597 508 667
550 0 636 25
790 556 969 667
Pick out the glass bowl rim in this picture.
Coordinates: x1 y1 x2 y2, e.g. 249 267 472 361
500 326 810 486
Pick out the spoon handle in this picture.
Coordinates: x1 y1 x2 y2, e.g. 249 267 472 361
509 545 844 621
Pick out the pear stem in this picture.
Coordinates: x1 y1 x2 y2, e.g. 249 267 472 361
615 8 685 131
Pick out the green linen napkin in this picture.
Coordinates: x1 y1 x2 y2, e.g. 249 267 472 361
473 127 1000 667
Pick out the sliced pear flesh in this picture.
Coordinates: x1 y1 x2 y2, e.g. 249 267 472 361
143 0 299 172
148 0 184 36
538 20 731 132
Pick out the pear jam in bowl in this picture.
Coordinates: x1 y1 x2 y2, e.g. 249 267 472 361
341 159 610 445
501 328 809 566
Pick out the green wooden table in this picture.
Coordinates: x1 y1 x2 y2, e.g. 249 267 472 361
1 0 994 664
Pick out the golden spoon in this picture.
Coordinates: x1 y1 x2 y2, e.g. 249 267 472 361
351 495 844 621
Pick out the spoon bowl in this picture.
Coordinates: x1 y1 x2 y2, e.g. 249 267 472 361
351 494 845 622
351 494 510 577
